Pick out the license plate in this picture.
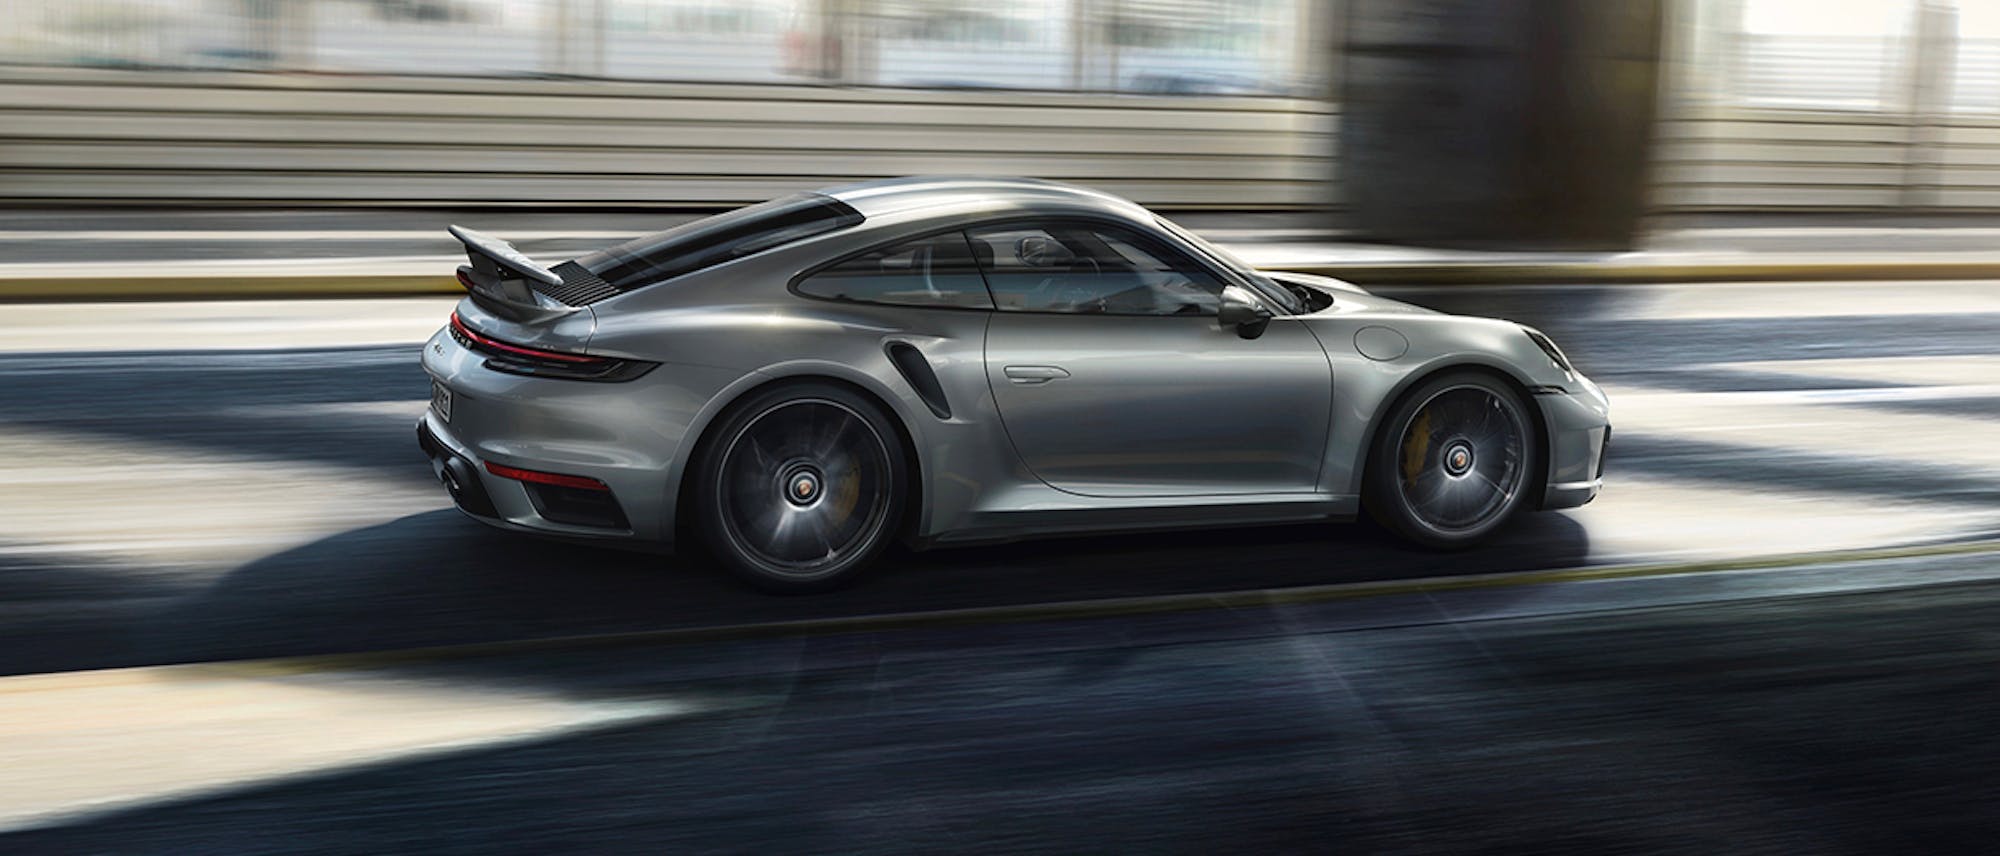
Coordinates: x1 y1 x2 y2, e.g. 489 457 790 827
431 379 453 422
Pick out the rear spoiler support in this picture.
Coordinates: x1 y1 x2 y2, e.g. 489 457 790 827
447 224 571 321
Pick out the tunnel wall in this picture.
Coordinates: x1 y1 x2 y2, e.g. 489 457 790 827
0 68 1336 210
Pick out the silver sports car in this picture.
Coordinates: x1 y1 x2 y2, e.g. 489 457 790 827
419 177 1610 592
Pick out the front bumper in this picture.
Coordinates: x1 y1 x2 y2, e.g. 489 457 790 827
1535 377 1611 510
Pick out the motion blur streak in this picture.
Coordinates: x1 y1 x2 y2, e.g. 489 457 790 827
0 300 455 353
6 0 2000 849
0 666 702 833
0 406 436 571
1 1 1997 214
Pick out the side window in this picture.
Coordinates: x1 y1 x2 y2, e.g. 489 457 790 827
795 231 994 309
965 222 1227 316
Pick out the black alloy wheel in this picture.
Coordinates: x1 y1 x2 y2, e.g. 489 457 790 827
696 382 905 592
1365 371 1539 548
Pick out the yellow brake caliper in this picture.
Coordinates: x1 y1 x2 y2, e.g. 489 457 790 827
1401 409 1432 483
828 470 861 525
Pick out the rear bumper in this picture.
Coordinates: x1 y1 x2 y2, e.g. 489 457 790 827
418 319 750 545
1535 378 1611 511
417 410 642 541
417 418 499 519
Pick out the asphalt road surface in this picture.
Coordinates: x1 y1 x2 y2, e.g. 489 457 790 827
6 554 2000 853
3 279 2000 851
1 281 1998 676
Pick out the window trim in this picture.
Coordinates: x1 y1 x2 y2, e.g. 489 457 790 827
787 213 1292 318
960 217 1224 318
1150 215 1302 314
961 215 1276 318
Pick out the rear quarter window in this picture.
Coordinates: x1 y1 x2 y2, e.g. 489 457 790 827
795 231 995 310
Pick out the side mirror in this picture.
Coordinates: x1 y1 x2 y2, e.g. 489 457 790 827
1217 286 1273 339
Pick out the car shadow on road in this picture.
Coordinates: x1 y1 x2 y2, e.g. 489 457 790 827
136 506 1590 674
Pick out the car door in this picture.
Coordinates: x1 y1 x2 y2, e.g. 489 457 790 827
971 219 1333 497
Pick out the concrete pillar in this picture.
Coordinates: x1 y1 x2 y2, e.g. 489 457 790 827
1340 0 1666 250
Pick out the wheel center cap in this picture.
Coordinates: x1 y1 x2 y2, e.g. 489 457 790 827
783 466 822 506
1443 441 1475 477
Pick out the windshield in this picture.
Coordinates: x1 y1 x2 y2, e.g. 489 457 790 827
1152 216 1303 314
577 193 863 290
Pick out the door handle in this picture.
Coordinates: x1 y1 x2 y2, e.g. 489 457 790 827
1004 365 1071 385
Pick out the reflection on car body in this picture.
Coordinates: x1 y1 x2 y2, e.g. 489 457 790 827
419 177 1610 591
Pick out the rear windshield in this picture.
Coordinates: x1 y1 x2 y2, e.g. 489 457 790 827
577 193 863 290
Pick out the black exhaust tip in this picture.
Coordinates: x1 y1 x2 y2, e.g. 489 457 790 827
418 421 499 518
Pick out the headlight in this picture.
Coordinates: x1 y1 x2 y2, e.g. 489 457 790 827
1521 326 1575 377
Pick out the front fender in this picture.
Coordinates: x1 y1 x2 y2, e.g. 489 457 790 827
1309 313 1572 498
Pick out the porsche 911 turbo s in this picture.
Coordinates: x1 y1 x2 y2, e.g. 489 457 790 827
418 177 1610 592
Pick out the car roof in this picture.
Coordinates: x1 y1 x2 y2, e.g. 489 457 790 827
816 176 1152 221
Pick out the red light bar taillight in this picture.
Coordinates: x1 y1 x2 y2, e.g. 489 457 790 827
450 312 599 364
484 461 611 492
446 312 657 382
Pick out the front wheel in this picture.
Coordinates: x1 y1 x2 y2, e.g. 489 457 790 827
1364 371 1540 549
695 382 906 593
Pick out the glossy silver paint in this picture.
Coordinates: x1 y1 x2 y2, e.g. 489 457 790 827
419 177 1610 551
984 311 1332 496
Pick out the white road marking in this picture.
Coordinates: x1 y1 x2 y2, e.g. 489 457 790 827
1613 384 2000 407
1570 475 1993 562
1610 281 2000 320
0 298 458 353
0 426 443 571
1604 382 2000 479
0 667 706 832
1716 355 2000 388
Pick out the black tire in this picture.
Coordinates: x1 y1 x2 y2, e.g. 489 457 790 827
694 382 907 593
1364 370 1541 549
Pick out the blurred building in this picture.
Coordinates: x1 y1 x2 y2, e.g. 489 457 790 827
0 0 1992 213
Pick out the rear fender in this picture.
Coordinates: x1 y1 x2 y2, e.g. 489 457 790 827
662 359 935 543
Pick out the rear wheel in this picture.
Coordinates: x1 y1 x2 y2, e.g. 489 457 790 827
1365 371 1540 548
695 382 905 593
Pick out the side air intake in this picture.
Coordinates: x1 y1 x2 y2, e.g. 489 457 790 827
886 342 951 420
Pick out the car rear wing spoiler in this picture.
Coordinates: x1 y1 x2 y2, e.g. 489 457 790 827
447 224 573 322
